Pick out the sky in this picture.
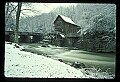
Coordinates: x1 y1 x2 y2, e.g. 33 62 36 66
10 3 115 18
20 3 77 17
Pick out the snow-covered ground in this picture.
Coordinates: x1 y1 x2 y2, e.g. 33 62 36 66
4 42 88 78
4 42 115 79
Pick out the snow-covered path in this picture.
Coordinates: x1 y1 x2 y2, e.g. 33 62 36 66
4 42 87 78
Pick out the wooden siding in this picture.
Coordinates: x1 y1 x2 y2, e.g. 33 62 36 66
54 17 78 37
53 15 80 47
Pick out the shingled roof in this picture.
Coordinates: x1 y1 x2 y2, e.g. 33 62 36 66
59 15 76 25
54 15 78 26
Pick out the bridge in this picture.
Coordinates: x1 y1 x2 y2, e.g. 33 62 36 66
5 31 43 43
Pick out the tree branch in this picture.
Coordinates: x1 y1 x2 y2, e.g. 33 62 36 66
10 3 17 13
5 5 18 25
21 12 30 17
21 8 41 14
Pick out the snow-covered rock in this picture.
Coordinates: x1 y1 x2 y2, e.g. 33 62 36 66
4 42 87 78
12 43 25 51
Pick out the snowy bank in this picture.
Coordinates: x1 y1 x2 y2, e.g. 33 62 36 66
4 42 87 78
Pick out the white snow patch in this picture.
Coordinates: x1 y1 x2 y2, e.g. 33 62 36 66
4 42 86 78
59 34 65 38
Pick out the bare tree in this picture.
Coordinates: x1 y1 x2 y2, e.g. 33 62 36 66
5 2 45 43
14 2 22 43
5 2 17 25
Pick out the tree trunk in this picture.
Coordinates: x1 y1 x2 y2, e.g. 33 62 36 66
5 2 10 28
15 2 22 43
5 2 9 16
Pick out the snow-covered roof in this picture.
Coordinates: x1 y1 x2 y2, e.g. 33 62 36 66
58 15 77 25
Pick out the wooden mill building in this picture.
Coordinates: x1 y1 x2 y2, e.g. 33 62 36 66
51 15 81 47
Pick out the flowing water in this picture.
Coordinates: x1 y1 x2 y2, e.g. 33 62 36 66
21 43 116 73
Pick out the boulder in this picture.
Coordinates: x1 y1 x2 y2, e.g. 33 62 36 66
71 62 86 69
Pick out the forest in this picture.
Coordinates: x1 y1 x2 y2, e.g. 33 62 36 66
5 3 116 78
5 3 116 53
